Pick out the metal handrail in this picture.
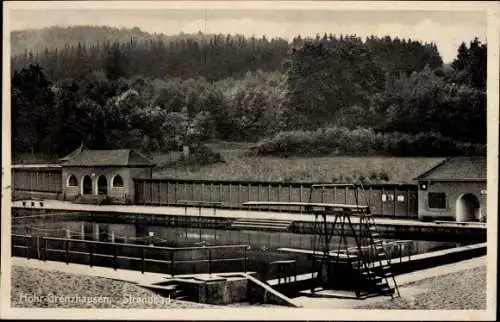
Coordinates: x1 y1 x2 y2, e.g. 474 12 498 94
11 234 249 276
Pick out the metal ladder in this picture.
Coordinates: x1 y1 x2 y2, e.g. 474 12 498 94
355 184 400 298
308 183 401 298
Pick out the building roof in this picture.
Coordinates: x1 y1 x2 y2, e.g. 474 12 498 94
59 143 86 162
61 148 154 167
414 156 486 181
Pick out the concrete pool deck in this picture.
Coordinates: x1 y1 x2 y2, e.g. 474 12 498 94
11 199 487 229
10 256 172 286
291 256 487 308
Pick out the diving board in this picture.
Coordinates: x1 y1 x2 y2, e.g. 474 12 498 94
277 247 359 260
243 201 369 211
310 183 358 188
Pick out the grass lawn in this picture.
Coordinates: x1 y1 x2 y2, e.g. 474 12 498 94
13 143 446 184
153 148 445 184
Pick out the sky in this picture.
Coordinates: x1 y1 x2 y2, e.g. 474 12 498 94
7 6 488 63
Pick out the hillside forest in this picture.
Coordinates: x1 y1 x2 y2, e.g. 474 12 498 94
11 26 487 159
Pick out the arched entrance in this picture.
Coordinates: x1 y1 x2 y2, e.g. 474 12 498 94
82 175 92 195
97 175 108 195
456 193 480 222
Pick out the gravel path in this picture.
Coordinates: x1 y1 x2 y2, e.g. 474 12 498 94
11 264 488 310
11 266 213 308
356 266 487 310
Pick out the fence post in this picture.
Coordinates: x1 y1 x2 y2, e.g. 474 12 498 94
27 236 31 260
159 181 163 206
65 239 69 264
381 187 385 215
219 183 222 203
199 207 202 242
36 235 40 260
142 180 146 205
90 242 94 267
393 188 397 218
114 243 118 270
299 185 303 213
258 184 262 211
248 183 251 203
277 184 281 212
244 247 247 273
141 247 145 274
237 184 241 206
43 237 47 261
171 250 175 277
174 181 178 202
407 188 411 218
150 181 154 204
166 181 170 205
208 248 212 276
94 223 99 241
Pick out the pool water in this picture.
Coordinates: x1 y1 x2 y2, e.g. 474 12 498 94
11 219 470 280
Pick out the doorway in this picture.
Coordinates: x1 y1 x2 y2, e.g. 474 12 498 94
456 193 480 222
82 175 92 195
97 175 108 195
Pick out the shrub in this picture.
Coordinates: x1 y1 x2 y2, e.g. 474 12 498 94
252 126 485 157
188 144 225 165
379 171 390 182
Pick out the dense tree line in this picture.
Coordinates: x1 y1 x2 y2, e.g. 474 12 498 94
12 32 289 82
12 27 443 82
11 66 287 156
11 29 486 157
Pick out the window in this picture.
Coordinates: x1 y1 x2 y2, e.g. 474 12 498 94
397 195 405 202
112 175 124 187
67 175 78 187
428 192 446 209
382 194 394 202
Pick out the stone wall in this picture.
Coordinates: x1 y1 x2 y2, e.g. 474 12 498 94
62 166 152 204
417 181 486 222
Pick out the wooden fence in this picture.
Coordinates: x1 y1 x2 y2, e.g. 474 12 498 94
12 234 248 276
10 166 419 218
12 167 62 193
134 179 419 218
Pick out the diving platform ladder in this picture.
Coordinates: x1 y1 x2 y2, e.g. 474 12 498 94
357 207 400 298
309 183 401 299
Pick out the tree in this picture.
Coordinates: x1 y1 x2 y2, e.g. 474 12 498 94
104 43 128 80
11 64 55 154
450 38 487 90
284 37 384 129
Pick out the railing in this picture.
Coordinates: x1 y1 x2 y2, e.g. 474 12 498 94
346 240 414 264
177 200 223 217
134 178 419 218
12 234 248 276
